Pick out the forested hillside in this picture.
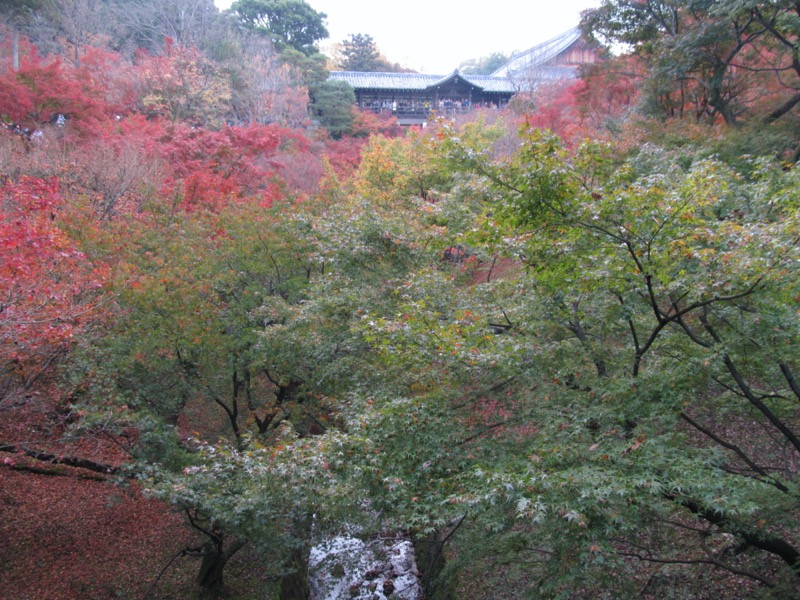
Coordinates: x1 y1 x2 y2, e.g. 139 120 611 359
2 1 800 599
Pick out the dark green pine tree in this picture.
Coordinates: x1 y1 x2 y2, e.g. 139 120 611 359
337 33 382 71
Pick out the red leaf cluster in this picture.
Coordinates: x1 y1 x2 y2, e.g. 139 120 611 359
0 176 109 393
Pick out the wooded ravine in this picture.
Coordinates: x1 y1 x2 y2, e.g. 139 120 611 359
2 1 800 599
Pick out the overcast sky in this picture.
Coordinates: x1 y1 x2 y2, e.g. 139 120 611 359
215 0 602 74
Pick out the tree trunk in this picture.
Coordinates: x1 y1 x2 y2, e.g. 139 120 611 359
196 538 246 599
197 542 225 599
280 515 312 600
413 528 453 600
708 73 737 127
12 28 19 71
279 551 310 600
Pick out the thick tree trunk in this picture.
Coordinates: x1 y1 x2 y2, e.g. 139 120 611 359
197 543 226 598
279 551 310 600
413 528 453 600
280 515 312 600
195 538 245 599
709 91 737 127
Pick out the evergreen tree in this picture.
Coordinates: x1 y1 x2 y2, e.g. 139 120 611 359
459 52 508 75
337 33 381 71
229 0 327 56
311 79 355 138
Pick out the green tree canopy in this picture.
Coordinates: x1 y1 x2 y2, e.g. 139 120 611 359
337 33 381 71
582 0 752 124
278 46 329 90
582 0 800 125
336 33 409 72
458 51 508 75
336 33 410 73
310 79 355 138
229 0 327 55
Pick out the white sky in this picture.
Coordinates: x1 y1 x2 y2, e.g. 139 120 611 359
215 0 601 74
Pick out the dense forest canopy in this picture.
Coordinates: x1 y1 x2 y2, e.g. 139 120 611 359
2 1 800 599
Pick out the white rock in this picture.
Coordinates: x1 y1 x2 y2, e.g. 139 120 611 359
309 532 422 600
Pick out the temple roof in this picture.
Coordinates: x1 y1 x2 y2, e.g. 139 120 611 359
491 28 583 78
328 70 516 94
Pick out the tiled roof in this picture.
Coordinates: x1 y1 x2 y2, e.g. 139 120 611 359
329 70 516 94
460 75 518 93
329 71 440 90
491 28 583 77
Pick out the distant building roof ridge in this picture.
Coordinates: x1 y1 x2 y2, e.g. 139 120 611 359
491 27 583 77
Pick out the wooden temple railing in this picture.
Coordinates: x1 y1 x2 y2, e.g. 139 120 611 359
358 100 503 118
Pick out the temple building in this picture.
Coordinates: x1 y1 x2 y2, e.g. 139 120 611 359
328 28 599 125
327 70 515 125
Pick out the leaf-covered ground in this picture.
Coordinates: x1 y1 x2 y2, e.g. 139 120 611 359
0 467 195 599
0 392 271 600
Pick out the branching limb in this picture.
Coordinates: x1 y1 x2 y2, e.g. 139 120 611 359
679 412 789 493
